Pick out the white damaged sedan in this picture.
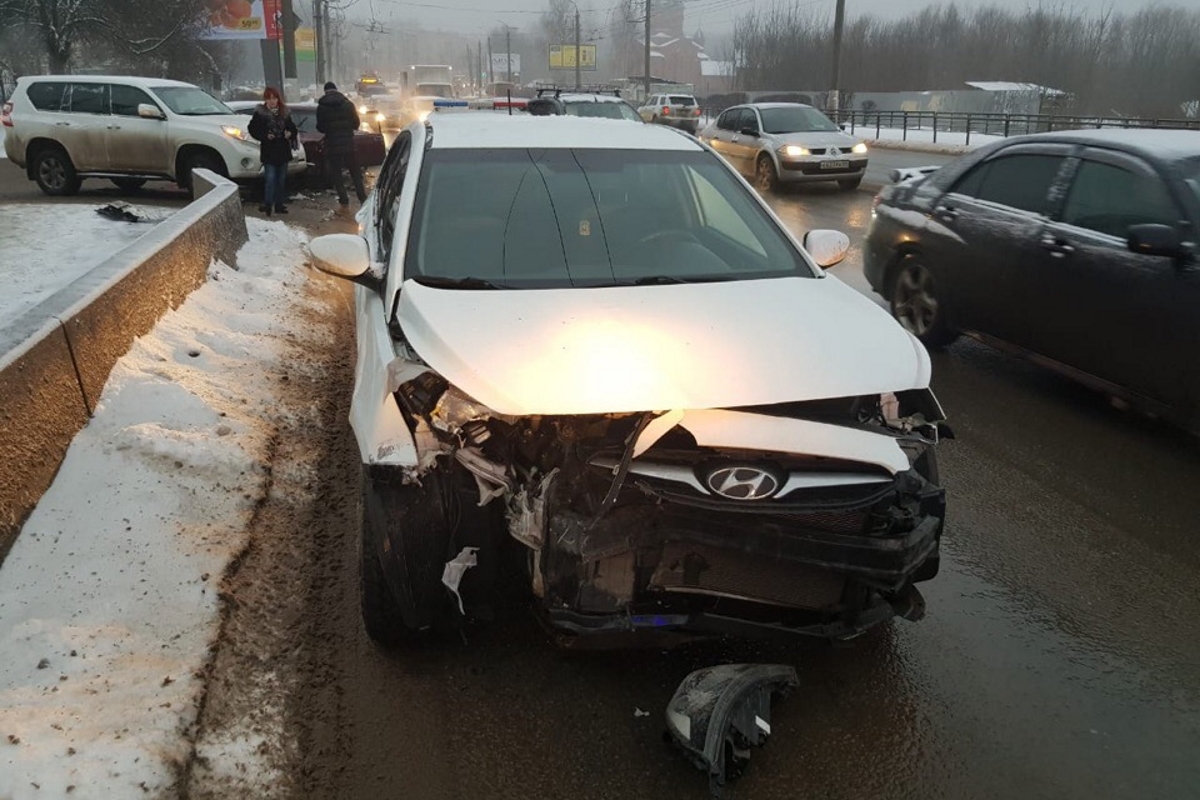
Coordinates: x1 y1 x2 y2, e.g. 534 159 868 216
308 113 949 647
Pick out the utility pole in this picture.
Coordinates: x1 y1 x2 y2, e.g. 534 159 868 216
478 40 483 92
643 0 651 103
487 37 494 86
830 0 845 114
282 0 297 79
323 1 334 83
313 0 325 85
506 26 512 84
574 6 581 91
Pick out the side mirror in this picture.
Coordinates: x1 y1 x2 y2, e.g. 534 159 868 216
803 229 850 268
309 234 380 288
739 127 759 137
1127 224 1185 259
138 103 165 120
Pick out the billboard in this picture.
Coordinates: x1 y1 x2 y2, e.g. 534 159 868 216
549 44 597 71
201 0 282 40
490 53 521 76
295 27 316 62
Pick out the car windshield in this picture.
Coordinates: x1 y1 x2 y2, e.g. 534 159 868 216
292 111 316 133
151 86 232 116
759 107 839 134
669 95 696 106
564 102 641 122
405 148 813 289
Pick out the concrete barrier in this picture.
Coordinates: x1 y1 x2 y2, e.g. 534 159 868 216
0 170 247 560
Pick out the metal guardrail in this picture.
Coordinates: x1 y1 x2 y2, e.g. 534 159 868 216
829 110 1200 145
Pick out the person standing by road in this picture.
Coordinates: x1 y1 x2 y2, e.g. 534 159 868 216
248 87 298 216
316 82 367 208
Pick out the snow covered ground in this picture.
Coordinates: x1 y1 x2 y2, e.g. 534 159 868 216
857 126 1003 150
0 204 165 322
0 220 316 800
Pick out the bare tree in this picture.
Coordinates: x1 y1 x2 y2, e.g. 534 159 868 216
730 1 1200 117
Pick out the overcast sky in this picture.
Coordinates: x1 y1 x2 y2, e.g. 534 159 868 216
344 0 1181 39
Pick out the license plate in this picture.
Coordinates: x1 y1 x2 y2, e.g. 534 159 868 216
821 160 851 170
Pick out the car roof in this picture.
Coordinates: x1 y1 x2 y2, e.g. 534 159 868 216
426 112 701 150
1002 128 1200 163
558 93 627 104
738 102 816 111
19 74 199 89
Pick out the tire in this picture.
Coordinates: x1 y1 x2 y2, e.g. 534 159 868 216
33 146 81 196
838 176 863 191
754 154 779 192
111 177 147 192
181 151 226 198
911 447 942 582
889 254 958 348
360 467 449 646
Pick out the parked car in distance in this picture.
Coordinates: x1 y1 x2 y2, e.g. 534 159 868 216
700 103 868 192
638 93 701 134
865 129 1200 431
527 91 643 122
1 75 305 196
305 113 949 650
229 101 386 186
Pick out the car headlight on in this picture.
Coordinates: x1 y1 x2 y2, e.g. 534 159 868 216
374 112 386 123
852 142 868 154
417 110 431 122
782 145 809 157
221 125 250 142
358 104 369 114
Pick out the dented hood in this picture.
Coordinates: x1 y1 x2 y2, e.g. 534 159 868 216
396 276 931 416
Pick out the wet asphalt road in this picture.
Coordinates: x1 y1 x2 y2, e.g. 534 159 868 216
294 173 1200 798
5 148 1199 798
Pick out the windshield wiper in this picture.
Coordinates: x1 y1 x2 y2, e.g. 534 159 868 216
413 276 507 290
630 274 732 285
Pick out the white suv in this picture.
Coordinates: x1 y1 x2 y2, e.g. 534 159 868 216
1 75 306 196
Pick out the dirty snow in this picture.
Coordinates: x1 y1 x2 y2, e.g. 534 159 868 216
0 204 164 322
0 219 312 800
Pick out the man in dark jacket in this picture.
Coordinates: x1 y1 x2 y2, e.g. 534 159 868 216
316 82 367 206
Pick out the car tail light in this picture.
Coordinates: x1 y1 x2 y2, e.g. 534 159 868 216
693 108 701 116
1 102 13 127
663 105 671 116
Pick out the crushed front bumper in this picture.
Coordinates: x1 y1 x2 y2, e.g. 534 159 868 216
534 467 944 643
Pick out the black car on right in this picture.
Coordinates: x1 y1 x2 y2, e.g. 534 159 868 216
864 129 1200 430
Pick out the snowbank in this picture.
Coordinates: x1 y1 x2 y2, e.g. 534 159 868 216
857 126 1003 154
0 205 162 322
0 220 313 800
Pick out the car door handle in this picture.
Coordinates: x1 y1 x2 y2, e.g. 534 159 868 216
1041 236 1076 257
55 121 71 127
106 125 121 130
933 205 958 222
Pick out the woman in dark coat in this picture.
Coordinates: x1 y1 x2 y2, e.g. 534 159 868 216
247 86 298 216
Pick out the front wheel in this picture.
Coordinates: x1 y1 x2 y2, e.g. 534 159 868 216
755 154 779 192
359 466 453 647
182 151 226 198
33 147 81 196
889 254 958 348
